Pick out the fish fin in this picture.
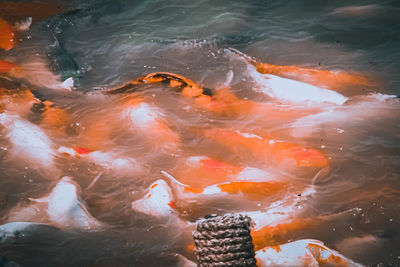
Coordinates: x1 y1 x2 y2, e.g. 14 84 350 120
28 196 49 203
160 171 189 188
225 48 259 66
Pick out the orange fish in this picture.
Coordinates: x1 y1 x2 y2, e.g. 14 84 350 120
204 128 328 168
0 88 41 116
251 217 322 250
255 239 362 266
229 48 375 92
173 156 244 187
77 96 180 151
109 72 260 116
122 96 180 150
255 62 373 92
0 18 15 51
107 72 205 97
112 72 318 119
0 60 18 73
162 171 287 201
41 100 70 136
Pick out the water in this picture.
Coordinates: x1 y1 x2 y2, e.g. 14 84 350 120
1 0 400 266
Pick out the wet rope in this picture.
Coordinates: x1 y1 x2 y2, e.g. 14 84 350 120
193 214 257 267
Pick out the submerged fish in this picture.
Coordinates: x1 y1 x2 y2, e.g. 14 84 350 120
78 95 180 152
0 88 41 116
122 98 180 150
107 72 205 97
6 176 102 230
174 156 280 187
204 128 328 168
288 93 399 138
33 176 102 229
0 60 19 73
0 18 15 51
131 179 178 219
40 100 70 136
226 48 376 105
58 146 141 176
108 72 259 117
256 239 363 267
162 170 286 201
0 112 56 169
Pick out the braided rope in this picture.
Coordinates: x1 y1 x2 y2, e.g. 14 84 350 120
193 214 257 267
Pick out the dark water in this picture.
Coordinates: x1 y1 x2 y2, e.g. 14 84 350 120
1 0 400 266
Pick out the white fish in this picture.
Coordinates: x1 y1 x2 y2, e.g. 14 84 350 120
184 156 278 182
122 102 179 150
6 176 102 230
14 17 32 31
0 112 55 168
256 239 363 267
331 5 381 18
161 170 286 201
58 146 141 175
40 176 101 229
60 77 75 90
131 179 178 219
243 187 315 230
289 93 398 138
174 254 197 267
246 64 347 105
124 102 163 129
226 48 347 105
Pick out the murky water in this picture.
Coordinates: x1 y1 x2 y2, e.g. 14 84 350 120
1 0 400 266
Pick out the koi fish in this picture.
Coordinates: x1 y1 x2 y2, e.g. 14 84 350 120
7 176 102 230
111 71 314 119
256 239 363 267
131 179 178 218
122 98 180 150
204 128 328 168
40 100 70 136
107 72 206 97
242 186 316 232
162 168 287 201
330 5 380 18
251 217 320 251
0 88 41 116
58 146 141 176
289 93 398 138
0 112 56 168
34 176 101 230
228 48 373 98
249 71 349 105
0 60 19 73
175 156 280 187
0 18 15 51
250 204 363 251
109 72 259 117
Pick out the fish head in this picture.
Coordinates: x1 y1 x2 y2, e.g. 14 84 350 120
47 176 82 217
132 179 177 218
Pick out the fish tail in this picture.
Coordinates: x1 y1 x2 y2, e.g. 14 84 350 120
225 48 259 66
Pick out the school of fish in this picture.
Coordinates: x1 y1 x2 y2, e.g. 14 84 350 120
0 3 397 266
